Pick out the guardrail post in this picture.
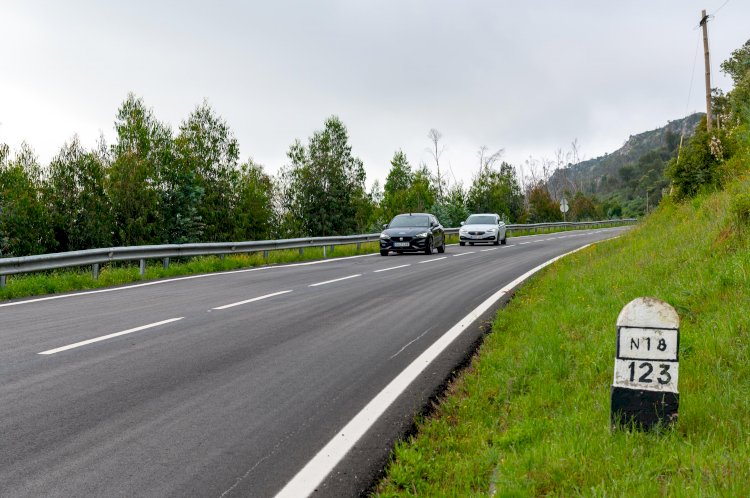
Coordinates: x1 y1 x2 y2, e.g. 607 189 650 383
329 245 334 255
139 259 146 278
299 248 304 256
92 263 99 280
263 250 269 260
323 245 327 258
163 257 170 270
0 275 5 288
356 242 361 251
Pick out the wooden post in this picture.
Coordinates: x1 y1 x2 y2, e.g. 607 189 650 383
701 10 713 131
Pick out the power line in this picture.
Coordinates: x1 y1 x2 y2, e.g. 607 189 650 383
677 29 703 164
712 0 730 16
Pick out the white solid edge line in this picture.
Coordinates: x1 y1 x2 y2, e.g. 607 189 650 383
1 253 378 309
274 242 595 498
373 264 411 273
309 274 362 287
212 290 293 310
452 252 474 257
38 317 184 355
480 248 499 252
417 256 447 264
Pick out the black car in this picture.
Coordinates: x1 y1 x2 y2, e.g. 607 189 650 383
379 213 446 256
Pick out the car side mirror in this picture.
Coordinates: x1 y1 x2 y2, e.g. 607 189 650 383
460 221 464 226
382 223 388 229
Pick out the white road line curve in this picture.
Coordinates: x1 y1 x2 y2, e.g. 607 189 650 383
274 243 596 498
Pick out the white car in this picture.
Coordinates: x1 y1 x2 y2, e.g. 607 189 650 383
459 213 507 246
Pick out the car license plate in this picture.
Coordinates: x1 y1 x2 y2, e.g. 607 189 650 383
393 242 410 247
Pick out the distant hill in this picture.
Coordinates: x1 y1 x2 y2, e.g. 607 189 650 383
548 113 704 217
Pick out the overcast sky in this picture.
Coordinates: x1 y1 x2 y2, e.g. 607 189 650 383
1 0 748 189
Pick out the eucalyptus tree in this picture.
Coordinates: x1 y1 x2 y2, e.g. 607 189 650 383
467 161 524 222
108 94 172 245
232 159 275 241
46 136 113 251
0 143 53 256
281 116 368 236
382 150 414 220
175 100 239 242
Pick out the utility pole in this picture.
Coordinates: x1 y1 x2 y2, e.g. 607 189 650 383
700 9 713 131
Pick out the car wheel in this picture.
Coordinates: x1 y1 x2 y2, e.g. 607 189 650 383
380 250 389 256
437 240 445 253
459 241 465 246
469 242 474 246
424 237 433 255
501 235 507 245
493 236 500 246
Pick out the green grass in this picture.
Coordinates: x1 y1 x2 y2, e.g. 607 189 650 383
375 179 750 496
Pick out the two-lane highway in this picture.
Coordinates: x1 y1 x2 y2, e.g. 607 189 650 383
0 228 627 497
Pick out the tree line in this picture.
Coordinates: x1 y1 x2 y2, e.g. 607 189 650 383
1 93 611 258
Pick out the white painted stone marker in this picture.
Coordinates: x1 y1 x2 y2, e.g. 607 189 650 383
611 297 680 429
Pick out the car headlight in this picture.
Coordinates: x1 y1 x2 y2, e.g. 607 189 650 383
459 229 467 234
415 232 428 238
380 232 390 239
486 228 496 233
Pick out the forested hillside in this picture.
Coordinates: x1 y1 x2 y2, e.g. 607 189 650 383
548 113 703 217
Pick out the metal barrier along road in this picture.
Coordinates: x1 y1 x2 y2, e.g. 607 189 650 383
0 219 636 286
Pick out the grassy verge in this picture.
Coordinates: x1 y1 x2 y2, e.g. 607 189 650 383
0 225 625 303
376 179 750 496
0 241 380 301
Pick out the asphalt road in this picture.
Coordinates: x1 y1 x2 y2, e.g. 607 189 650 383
0 227 628 497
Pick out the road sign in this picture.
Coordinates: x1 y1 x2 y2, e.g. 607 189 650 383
611 297 680 429
560 198 569 213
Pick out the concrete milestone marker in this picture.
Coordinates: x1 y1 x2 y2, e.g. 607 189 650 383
611 297 680 429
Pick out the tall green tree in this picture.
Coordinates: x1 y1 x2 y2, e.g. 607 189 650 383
175 101 239 242
232 159 275 240
46 136 113 251
0 144 54 256
467 162 524 221
281 116 368 236
108 94 171 245
382 150 414 220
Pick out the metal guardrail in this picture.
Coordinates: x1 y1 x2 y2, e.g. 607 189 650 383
0 219 636 286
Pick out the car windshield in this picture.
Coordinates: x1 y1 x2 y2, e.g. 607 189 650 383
465 215 496 225
389 215 430 228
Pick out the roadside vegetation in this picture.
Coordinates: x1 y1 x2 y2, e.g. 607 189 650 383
0 242 384 301
0 225 629 302
3 94 623 263
376 39 750 496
